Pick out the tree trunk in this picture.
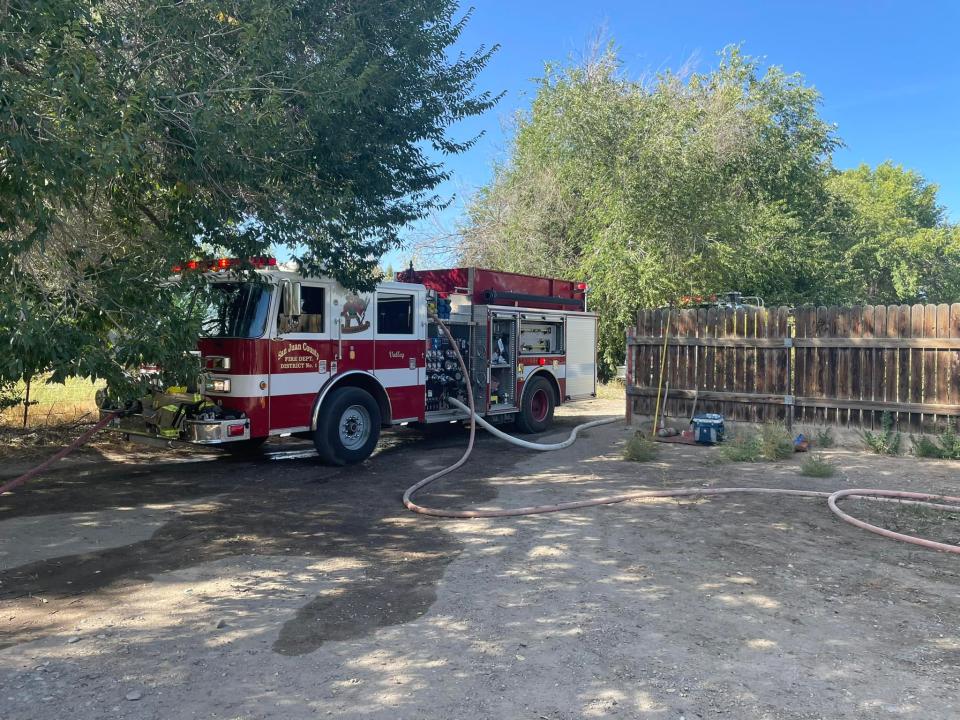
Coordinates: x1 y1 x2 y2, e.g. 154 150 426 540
22 376 31 429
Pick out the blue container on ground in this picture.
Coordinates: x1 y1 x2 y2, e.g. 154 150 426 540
692 414 725 444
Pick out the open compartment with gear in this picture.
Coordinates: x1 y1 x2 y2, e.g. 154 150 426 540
488 314 518 413
519 313 564 356
424 315 473 419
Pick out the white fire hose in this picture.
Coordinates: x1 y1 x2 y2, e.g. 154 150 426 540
446 397 617 450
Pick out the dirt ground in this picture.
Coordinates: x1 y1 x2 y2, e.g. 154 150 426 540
1 397 958 720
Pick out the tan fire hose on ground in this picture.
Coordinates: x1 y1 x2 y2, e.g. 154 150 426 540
403 315 960 554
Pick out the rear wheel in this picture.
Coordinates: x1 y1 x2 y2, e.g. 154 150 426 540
313 387 382 465
515 375 555 434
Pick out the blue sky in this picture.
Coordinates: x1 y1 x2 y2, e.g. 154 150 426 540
390 0 960 268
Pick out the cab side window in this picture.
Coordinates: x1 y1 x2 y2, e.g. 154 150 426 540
279 286 325 334
376 293 414 335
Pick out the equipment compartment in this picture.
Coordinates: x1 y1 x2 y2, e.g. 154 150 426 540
489 315 518 411
519 318 564 355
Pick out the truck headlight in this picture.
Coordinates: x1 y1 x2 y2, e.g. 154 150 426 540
205 377 231 393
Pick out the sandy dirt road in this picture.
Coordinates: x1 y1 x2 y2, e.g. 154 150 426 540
1 398 958 719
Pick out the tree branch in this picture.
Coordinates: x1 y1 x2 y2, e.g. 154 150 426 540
137 203 165 233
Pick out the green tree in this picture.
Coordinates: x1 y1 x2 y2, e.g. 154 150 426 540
827 162 960 302
460 46 840 376
1 1 497 394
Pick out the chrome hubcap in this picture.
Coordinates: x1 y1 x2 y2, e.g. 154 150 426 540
338 404 371 450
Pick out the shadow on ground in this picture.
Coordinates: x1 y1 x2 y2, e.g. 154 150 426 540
0 426 506 653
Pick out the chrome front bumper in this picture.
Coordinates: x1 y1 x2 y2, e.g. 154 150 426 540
185 418 251 444
101 411 251 445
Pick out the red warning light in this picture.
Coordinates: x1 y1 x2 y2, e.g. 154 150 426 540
250 257 278 268
576 282 589 291
186 260 200 270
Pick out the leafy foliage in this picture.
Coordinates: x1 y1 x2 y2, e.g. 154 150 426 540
827 163 960 303
861 412 902 455
455 45 958 378
815 427 835 449
1 0 497 394
720 431 762 462
911 424 960 460
720 423 794 462
0 381 24 413
458 46 840 376
760 423 795 461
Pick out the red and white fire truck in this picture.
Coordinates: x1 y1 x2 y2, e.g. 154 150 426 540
105 263 598 465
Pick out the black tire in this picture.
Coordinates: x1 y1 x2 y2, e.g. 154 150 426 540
313 387 382 465
515 375 556 434
221 437 268 456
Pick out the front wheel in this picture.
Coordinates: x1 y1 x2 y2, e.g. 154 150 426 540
313 387 382 465
515 376 556 434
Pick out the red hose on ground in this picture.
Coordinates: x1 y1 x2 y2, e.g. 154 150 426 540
828 488 960 554
0 412 119 496
405 316 960 555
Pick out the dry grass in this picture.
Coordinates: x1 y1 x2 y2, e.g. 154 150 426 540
760 423 795 460
0 418 105 461
595 382 625 401
0 377 104 428
720 432 762 462
623 431 658 462
800 452 837 478
721 423 795 463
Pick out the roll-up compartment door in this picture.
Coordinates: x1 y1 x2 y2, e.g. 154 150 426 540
564 315 597 399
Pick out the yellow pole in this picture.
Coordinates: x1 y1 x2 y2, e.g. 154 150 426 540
651 308 671 433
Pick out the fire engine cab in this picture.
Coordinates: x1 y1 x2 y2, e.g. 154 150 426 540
104 263 598 465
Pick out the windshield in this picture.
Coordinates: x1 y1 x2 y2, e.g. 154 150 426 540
201 283 273 338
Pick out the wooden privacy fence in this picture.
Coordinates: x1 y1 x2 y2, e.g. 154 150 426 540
626 304 960 431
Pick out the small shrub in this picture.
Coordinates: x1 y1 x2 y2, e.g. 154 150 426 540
861 412 902 455
936 424 960 459
760 423 794 461
911 422 960 460
815 427 835 448
623 432 658 462
912 434 945 459
720 432 762 462
800 452 837 478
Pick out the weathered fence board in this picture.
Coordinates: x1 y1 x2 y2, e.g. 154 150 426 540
627 303 960 431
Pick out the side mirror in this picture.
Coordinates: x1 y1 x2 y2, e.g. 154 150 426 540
281 280 302 316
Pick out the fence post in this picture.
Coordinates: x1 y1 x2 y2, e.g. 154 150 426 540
784 336 794 430
625 324 634 426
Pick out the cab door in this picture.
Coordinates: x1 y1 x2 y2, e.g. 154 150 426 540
373 287 426 422
269 281 333 432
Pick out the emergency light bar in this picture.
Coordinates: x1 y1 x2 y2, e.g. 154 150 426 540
172 257 277 273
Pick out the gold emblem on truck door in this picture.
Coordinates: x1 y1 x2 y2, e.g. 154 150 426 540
340 295 371 333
